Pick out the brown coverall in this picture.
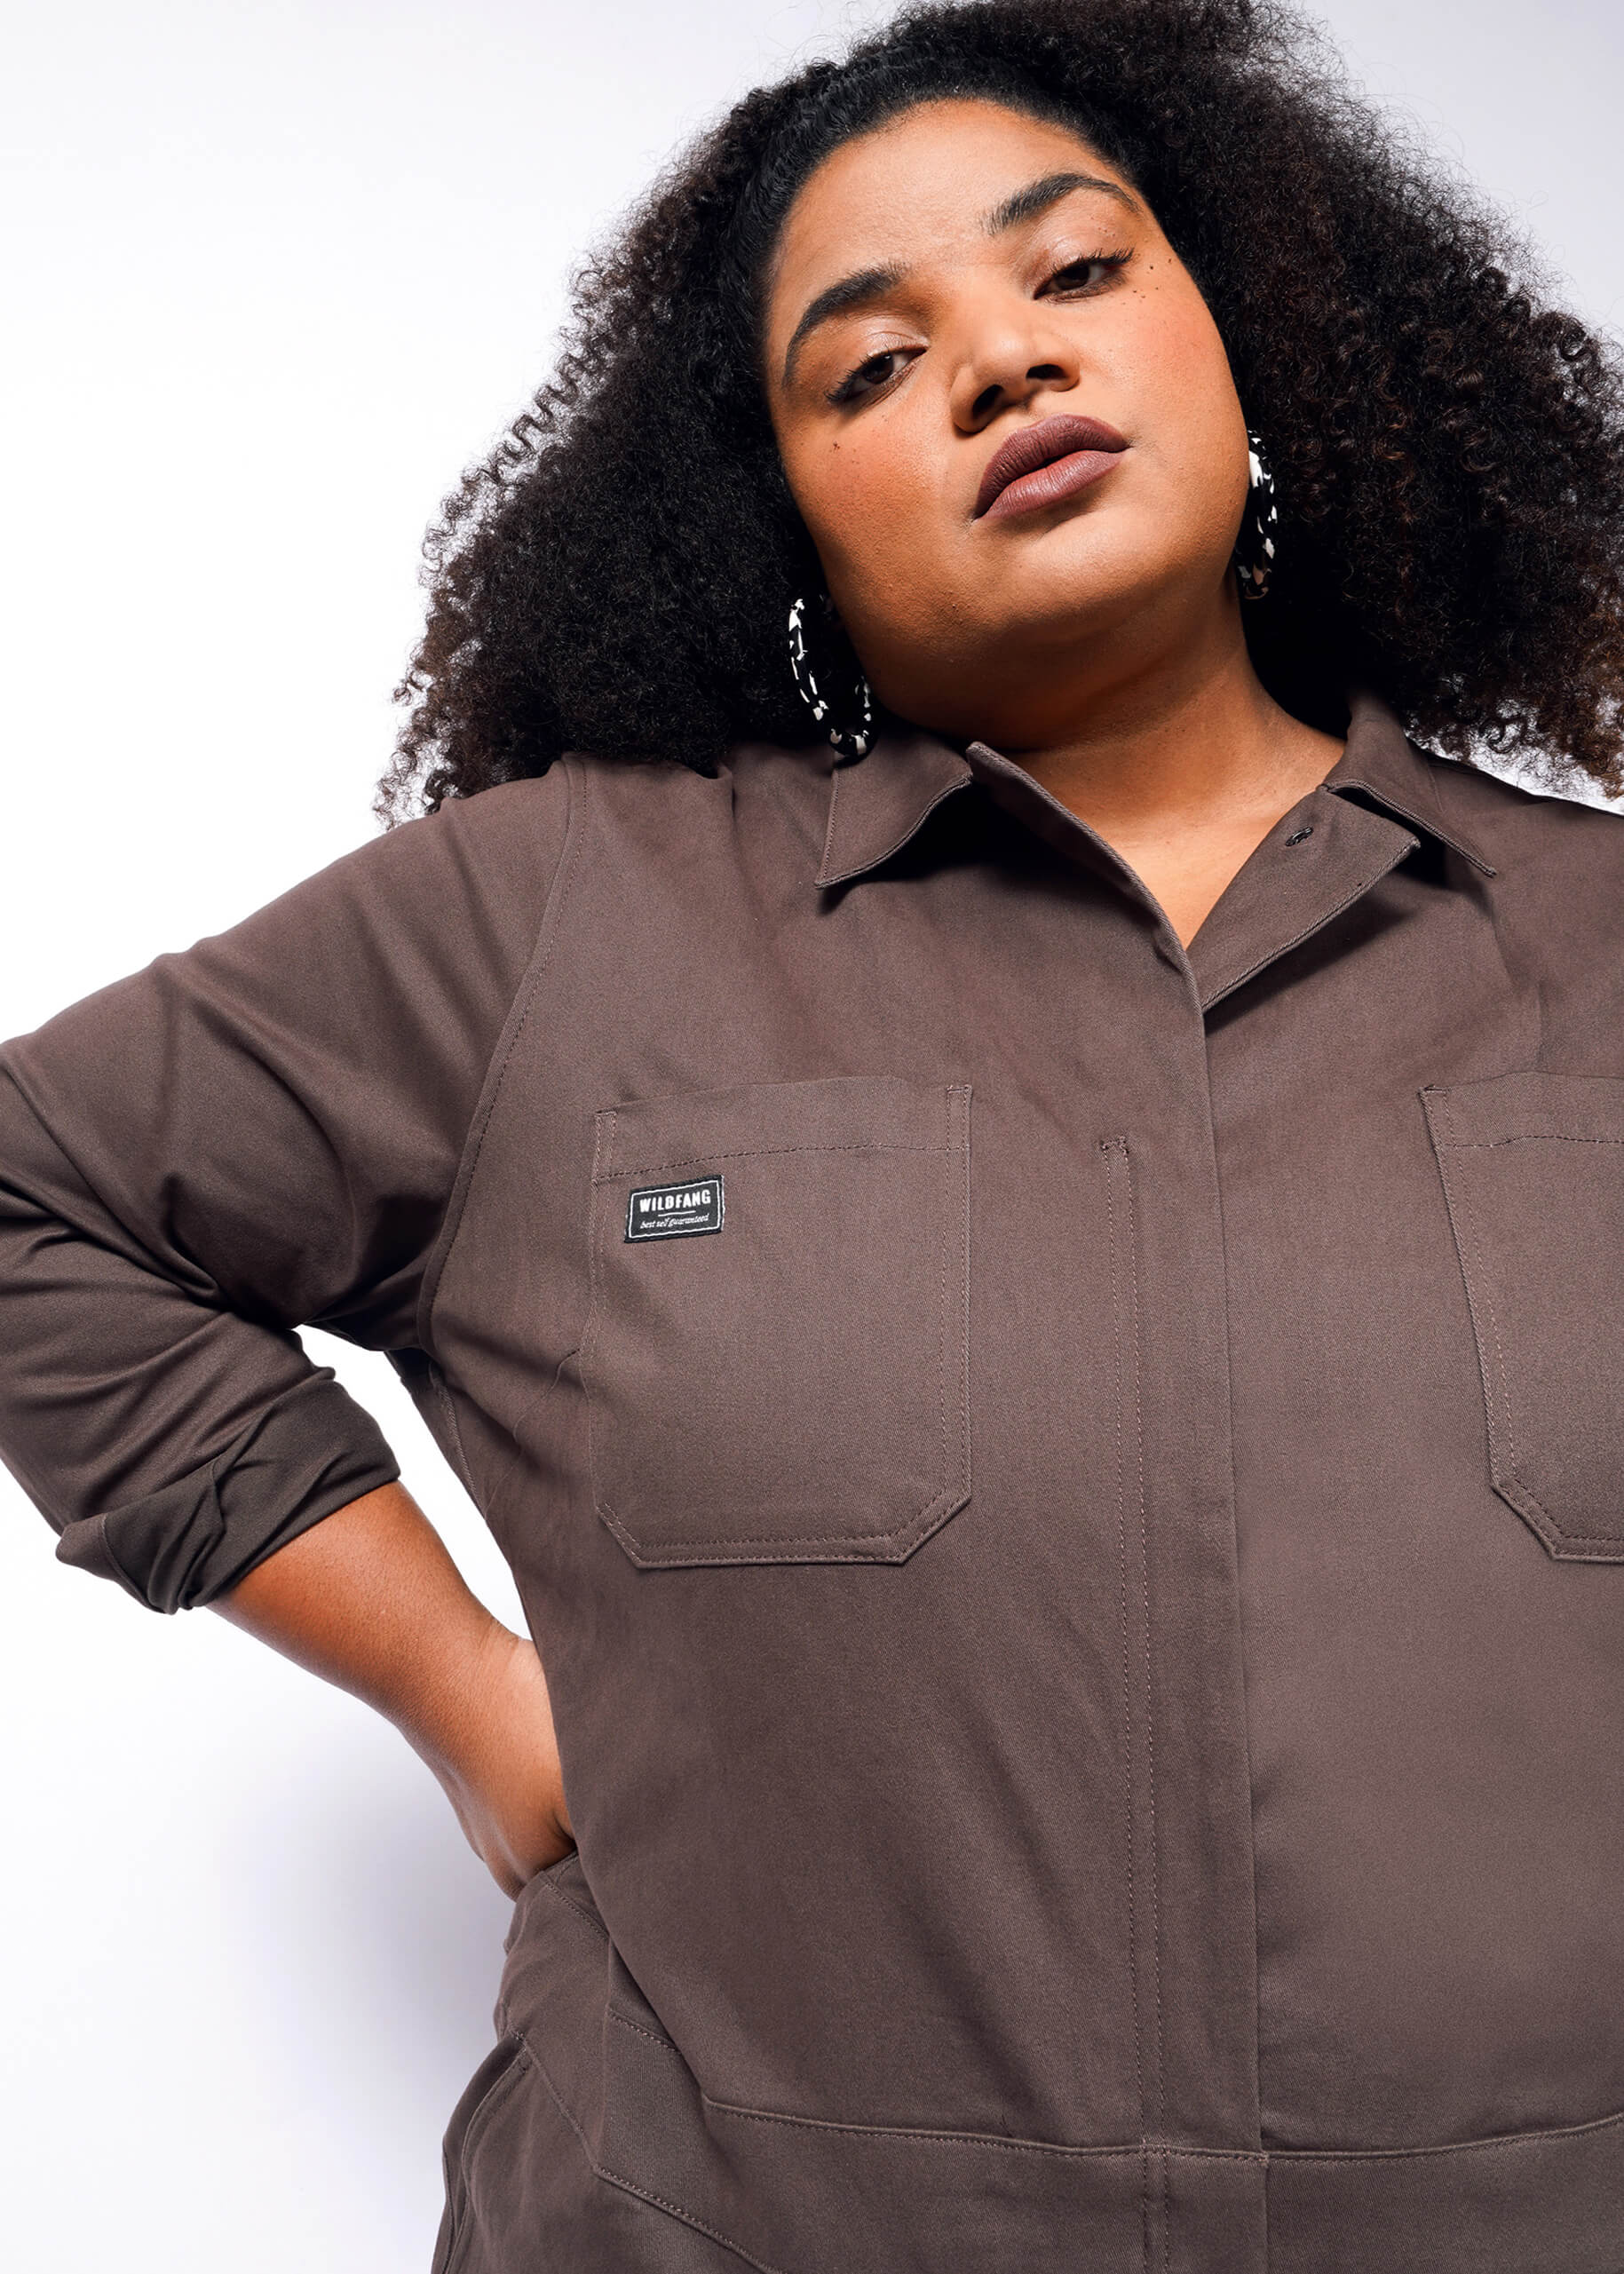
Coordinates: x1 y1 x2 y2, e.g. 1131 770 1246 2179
3 689 1623 2270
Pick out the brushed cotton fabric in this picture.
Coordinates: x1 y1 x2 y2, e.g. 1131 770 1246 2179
4 689 1624 2268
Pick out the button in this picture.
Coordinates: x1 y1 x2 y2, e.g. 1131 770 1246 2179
1285 825 1314 845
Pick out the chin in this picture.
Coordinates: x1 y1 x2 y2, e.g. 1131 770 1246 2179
978 573 1169 653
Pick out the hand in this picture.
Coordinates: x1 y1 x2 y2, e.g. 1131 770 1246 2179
211 1484 576 1900
428 1621 575 1898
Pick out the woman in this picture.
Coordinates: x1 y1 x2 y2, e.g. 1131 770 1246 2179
4 0 1624 2265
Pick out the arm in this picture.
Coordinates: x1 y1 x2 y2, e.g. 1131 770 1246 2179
211 1479 572 1896
0 772 577 1888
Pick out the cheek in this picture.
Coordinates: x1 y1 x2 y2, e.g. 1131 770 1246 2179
782 404 944 590
1129 299 1246 474
1104 298 1248 553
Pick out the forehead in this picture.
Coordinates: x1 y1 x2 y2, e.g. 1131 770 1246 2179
765 98 1137 316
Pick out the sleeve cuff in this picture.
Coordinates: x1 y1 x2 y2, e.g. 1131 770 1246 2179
53 1368 401 1612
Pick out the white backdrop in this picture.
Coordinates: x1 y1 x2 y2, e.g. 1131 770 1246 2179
2 4 1620 2267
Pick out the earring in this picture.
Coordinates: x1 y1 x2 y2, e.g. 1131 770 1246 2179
788 593 875 759
1233 429 1279 603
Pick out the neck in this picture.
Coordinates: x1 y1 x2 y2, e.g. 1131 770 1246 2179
954 594 1346 950
991 604 1340 841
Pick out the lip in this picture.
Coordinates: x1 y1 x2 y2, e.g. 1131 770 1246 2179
974 413 1130 522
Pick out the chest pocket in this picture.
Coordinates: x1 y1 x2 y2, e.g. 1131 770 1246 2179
580 1074 971 1567
1424 1073 1624 1562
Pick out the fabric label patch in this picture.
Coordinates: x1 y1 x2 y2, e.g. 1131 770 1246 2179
625 1175 725 1241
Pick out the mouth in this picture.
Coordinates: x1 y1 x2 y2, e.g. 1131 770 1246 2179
973 413 1130 523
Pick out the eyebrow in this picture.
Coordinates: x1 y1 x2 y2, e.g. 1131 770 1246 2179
981 168 1140 235
781 263 907 388
779 170 1139 390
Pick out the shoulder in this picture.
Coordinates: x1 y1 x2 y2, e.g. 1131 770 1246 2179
381 765 577 886
83 769 589 1036
261 767 581 965
551 741 830 867
1425 749 1624 890
342 742 827 916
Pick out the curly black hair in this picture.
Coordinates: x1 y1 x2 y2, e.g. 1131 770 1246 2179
376 0 1624 824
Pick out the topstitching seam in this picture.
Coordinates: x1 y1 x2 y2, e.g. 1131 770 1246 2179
552 2009 1624 2173
594 1139 945 1184
1122 1146 1170 2274
585 1089 969 1564
533 1866 612 1944
415 758 582 1357
527 2037 790 2273
1103 1137 1149 2274
932 1095 952 1557
608 2018 1624 2167
1196 850 1417 1013
1429 1100 1624 1550
816 765 973 887
1446 1134 1624 1148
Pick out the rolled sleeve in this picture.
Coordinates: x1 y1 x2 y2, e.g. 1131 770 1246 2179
0 769 571 1609
53 1375 400 1613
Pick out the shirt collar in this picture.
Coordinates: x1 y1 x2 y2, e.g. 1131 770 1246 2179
1319 686 1496 877
813 684 1496 888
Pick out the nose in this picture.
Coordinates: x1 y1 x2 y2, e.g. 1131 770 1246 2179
947 297 1081 433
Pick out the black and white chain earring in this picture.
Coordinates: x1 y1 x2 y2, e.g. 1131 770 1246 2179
1233 429 1279 603
788 593 875 759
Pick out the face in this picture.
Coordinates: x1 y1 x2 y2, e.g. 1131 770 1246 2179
763 99 1253 749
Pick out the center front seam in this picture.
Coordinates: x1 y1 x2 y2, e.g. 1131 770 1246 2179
1103 1136 1169 2272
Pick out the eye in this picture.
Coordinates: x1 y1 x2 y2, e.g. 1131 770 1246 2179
1038 250 1133 297
828 347 916 407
